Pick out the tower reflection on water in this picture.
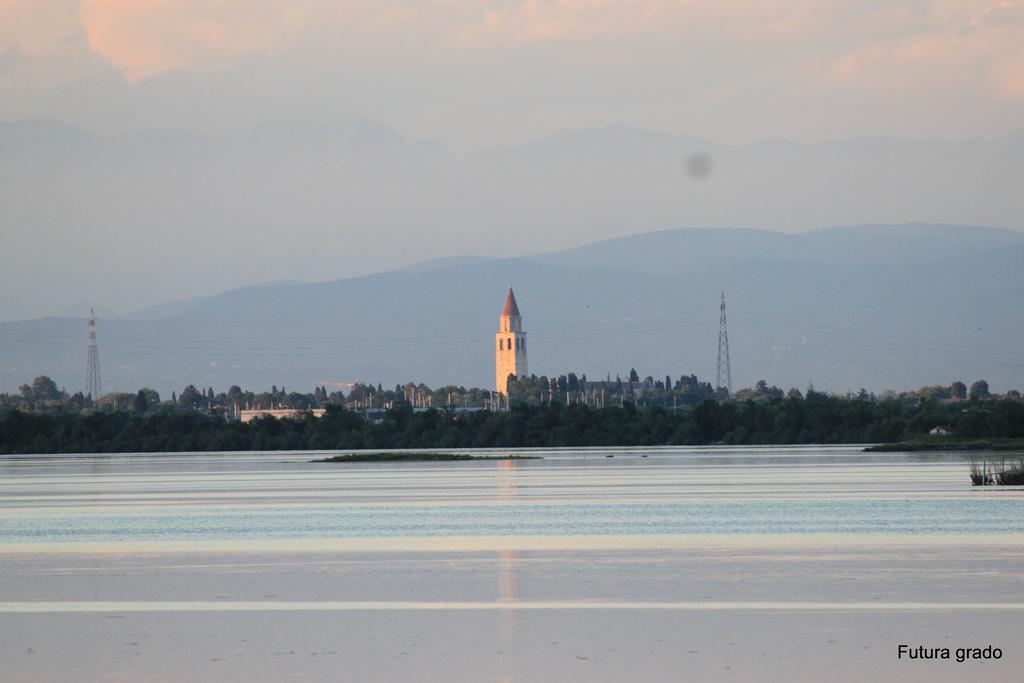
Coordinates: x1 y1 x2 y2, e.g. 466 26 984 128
497 459 519 683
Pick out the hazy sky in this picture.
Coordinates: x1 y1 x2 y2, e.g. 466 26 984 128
2 1 1023 151
1 1 1023 320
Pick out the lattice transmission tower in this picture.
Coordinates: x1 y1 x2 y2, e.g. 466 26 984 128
85 308 102 402
716 291 732 395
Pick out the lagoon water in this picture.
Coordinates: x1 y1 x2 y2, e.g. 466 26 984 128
1 446 1022 681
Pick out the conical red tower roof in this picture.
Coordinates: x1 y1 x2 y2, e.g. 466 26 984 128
501 287 520 317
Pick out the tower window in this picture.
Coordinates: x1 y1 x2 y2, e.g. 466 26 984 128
499 339 504 351
522 338 526 350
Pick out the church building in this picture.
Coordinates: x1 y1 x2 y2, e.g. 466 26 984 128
495 286 528 394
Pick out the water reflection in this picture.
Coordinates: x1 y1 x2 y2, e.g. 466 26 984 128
497 459 519 682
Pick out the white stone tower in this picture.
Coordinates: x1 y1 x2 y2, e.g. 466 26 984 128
495 286 528 395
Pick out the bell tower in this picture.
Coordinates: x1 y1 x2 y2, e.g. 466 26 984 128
495 286 528 395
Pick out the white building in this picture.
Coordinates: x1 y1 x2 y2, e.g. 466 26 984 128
238 408 326 423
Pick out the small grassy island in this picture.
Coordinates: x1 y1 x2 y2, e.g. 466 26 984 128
311 452 541 463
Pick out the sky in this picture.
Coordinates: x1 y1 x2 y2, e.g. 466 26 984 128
0 1 1023 320
1 1 1023 151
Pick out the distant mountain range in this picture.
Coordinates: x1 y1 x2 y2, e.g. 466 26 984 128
2 118 1023 320
1 223 1022 396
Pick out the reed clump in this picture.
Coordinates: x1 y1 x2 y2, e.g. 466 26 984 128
970 458 1024 486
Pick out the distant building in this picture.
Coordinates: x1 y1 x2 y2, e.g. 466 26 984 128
238 408 326 423
929 426 952 436
495 286 528 395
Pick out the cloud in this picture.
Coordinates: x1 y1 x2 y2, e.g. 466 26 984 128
990 49 1024 98
971 1 1024 30
0 0 1021 144
0 0 81 56
450 0 669 47
79 1 318 81
826 2 1024 99
0 1 103 101
5 1 1018 91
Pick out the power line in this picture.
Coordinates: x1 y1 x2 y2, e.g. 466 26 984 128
0 313 718 359
0 308 711 346
729 313 1024 369
6 300 1019 376
729 306 1024 361
0 312 716 354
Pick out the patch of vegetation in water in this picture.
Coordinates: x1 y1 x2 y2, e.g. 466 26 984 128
970 459 1024 486
310 452 541 463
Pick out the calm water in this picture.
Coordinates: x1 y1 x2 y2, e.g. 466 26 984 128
2 445 1022 543
3 446 1023 682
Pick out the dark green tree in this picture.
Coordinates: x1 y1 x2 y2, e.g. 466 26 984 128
950 381 967 400
132 390 149 414
179 385 202 408
969 380 991 401
31 376 62 401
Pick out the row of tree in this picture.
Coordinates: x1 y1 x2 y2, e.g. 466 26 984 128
1 373 1017 419
2 388 1023 454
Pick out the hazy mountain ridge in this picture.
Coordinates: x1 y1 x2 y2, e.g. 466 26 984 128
535 223 1024 272
1 224 1021 396
3 117 1023 320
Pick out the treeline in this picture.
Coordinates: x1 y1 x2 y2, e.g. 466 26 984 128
0 371 721 416
2 391 1023 454
4 373 1014 419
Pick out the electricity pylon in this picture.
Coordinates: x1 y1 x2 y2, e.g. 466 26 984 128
716 292 732 395
86 308 102 402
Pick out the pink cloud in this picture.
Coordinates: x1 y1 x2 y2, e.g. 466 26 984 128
2 0 1022 108
826 2 1024 99
79 0 318 81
